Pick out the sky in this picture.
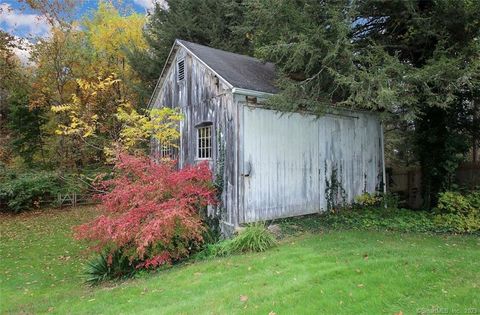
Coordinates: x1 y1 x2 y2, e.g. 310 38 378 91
0 0 158 63
0 0 156 37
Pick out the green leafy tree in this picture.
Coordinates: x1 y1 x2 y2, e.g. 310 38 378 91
0 31 44 167
0 30 19 165
8 90 46 167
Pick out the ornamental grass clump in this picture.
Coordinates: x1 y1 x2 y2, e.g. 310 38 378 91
75 153 217 274
229 222 277 253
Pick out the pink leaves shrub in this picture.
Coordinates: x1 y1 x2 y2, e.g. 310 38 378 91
74 153 216 269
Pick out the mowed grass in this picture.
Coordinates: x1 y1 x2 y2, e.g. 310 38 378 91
1 207 479 314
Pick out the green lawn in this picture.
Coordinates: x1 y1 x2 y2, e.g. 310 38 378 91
1 207 479 314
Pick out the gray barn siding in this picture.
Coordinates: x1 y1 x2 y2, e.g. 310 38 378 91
152 47 241 227
240 106 383 223
152 42 384 228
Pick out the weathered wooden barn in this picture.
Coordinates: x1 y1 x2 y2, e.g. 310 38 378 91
150 39 385 231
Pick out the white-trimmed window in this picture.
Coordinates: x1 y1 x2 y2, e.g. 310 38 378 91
160 143 177 160
157 141 179 160
197 123 212 159
177 59 185 81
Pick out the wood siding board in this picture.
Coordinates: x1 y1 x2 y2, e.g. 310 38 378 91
242 107 382 222
152 47 239 227
152 46 383 227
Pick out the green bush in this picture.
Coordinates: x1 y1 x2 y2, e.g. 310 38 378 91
354 192 399 209
0 168 96 213
228 223 277 253
354 192 381 207
0 171 64 213
433 213 480 233
465 191 480 211
433 191 480 233
436 191 475 215
85 250 137 285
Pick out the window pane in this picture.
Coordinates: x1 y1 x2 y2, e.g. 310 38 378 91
197 125 212 159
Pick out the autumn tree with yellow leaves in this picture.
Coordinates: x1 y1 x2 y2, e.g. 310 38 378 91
22 2 177 170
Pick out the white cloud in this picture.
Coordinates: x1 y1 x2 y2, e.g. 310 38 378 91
11 37 33 66
12 45 31 65
134 0 168 11
134 0 155 10
0 3 51 37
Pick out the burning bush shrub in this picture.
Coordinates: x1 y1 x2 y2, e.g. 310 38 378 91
75 153 217 271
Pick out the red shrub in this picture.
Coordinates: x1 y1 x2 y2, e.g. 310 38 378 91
74 153 216 269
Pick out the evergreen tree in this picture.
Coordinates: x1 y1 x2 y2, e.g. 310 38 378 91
354 0 479 206
248 0 479 207
128 0 252 96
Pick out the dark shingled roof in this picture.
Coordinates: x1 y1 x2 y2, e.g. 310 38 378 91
177 39 278 94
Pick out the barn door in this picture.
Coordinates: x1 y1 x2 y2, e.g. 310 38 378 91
242 106 321 223
317 115 360 211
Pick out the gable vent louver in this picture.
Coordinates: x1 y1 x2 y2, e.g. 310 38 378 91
177 59 185 81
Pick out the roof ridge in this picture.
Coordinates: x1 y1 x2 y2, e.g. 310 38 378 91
176 39 272 65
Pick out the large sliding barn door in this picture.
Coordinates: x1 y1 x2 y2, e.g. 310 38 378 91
241 106 383 223
242 106 321 222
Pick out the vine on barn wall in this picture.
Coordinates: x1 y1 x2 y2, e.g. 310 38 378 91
202 128 226 240
325 163 347 212
214 129 225 201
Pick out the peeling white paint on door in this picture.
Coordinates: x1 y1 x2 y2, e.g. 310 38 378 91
242 106 383 222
